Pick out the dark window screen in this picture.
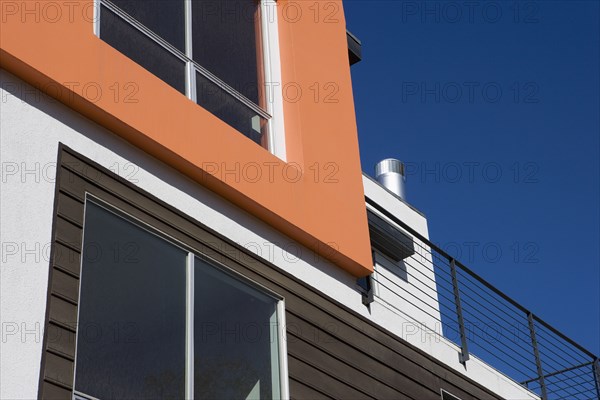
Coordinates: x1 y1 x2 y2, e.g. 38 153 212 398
74 201 187 399
100 5 186 94
109 0 185 51
192 0 262 104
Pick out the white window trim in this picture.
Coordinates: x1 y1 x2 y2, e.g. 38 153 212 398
72 194 290 400
276 298 290 398
185 254 195 400
93 0 287 161
261 0 287 161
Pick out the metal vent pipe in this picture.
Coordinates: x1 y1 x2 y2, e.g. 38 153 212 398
375 158 406 200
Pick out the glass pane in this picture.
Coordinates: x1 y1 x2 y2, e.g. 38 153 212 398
100 5 186 94
75 202 187 399
196 72 267 146
192 0 263 105
109 0 185 52
194 258 281 400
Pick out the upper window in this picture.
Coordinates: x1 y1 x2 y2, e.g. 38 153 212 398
73 199 286 399
97 0 284 153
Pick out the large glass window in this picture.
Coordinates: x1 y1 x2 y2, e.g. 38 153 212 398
194 258 281 399
97 0 272 147
75 201 187 398
74 199 285 400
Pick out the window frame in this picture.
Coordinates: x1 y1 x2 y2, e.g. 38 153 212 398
440 389 464 400
94 0 287 160
72 194 290 400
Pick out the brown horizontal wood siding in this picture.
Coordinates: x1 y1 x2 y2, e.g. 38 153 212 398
39 145 505 400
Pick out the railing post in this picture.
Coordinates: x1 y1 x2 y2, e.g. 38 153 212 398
449 259 470 364
593 358 600 400
527 313 547 400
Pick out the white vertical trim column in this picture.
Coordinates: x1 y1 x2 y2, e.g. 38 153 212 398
261 0 287 161
184 0 197 101
94 0 101 37
185 254 195 399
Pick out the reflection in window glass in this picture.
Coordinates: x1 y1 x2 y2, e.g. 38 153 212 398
74 201 284 399
75 202 187 399
196 72 267 145
194 257 281 400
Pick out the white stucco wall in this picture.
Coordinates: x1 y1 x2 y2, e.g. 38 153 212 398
363 176 442 332
0 69 537 400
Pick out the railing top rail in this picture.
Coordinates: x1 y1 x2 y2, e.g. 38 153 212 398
364 195 598 361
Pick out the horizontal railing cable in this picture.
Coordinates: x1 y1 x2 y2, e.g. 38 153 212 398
372 271 458 322
384 240 536 341
545 372 594 397
543 369 595 393
535 325 593 363
547 381 596 398
365 196 599 399
523 362 594 385
376 271 538 376
535 338 589 373
458 305 536 359
367 197 596 354
375 272 455 316
370 277 461 336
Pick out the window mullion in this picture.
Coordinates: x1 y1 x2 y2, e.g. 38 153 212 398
185 253 195 399
184 0 196 101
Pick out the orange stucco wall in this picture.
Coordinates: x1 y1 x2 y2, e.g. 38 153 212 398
0 0 373 277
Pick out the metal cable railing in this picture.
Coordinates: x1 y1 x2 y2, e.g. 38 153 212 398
361 197 600 400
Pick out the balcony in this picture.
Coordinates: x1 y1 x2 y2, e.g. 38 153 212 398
360 188 599 400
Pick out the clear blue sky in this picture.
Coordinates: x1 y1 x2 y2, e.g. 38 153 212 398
344 1 599 356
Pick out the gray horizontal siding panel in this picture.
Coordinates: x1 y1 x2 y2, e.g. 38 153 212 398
38 145 505 400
